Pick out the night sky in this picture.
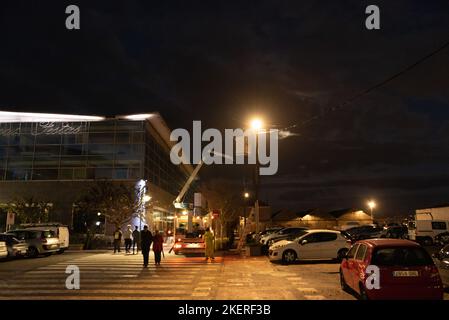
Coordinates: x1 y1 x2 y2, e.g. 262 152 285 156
1 0 449 217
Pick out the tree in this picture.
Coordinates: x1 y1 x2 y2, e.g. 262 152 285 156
77 180 139 229
7 197 52 224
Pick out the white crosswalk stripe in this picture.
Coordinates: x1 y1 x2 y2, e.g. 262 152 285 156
0 252 223 300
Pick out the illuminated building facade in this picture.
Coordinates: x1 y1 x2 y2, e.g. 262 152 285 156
0 111 194 232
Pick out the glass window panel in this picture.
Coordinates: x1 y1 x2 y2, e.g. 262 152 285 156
6 168 32 180
132 132 144 143
59 168 73 180
61 144 85 155
128 168 141 179
7 158 33 168
35 135 61 144
32 169 58 180
33 157 59 168
62 134 88 145
88 121 116 132
113 168 128 179
35 145 60 156
115 132 130 144
73 168 86 179
90 168 113 179
18 134 35 145
60 156 87 167
88 144 115 155
0 135 9 145
89 133 115 144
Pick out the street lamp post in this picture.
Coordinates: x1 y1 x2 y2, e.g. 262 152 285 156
250 118 263 235
367 200 376 221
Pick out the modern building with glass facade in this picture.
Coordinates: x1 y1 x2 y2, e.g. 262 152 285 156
0 110 194 232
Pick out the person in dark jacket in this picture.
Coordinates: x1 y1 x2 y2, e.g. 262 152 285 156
132 226 140 254
140 225 153 267
152 230 164 265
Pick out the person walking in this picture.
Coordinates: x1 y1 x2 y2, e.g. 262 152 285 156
204 227 215 261
132 226 140 254
124 224 133 254
140 225 153 267
152 230 164 265
113 227 123 253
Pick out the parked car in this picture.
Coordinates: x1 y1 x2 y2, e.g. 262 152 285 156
6 229 60 258
435 232 449 246
0 233 28 258
260 227 309 246
20 223 69 253
433 244 449 287
268 229 351 264
345 225 383 241
172 232 205 255
337 222 361 231
340 239 444 300
258 227 283 239
380 225 408 239
0 241 8 260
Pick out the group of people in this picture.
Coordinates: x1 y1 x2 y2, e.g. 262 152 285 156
113 224 164 267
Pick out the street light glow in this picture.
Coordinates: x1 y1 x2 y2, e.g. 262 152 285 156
97 212 101 216
182 210 188 215
368 200 376 209
250 118 263 130
244 192 250 198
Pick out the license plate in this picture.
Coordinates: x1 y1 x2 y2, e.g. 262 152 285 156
393 270 419 277
187 243 199 248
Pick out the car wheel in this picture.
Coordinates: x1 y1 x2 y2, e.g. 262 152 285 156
27 247 39 258
359 283 369 300
337 249 348 262
340 269 349 291
281 250 297 264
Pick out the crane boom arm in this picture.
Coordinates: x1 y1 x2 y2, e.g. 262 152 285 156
174 160 204 205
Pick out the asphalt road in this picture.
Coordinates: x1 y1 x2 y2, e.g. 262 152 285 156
0 247 447 300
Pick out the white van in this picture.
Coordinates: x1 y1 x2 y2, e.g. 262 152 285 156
20 223 69 253
408 206 449 245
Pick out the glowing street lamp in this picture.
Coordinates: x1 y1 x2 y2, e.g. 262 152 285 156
367 200 376 220
250 118 263 131
244 192 250 199
143 195 152 203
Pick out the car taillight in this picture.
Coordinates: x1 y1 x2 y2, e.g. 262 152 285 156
174 244 182 249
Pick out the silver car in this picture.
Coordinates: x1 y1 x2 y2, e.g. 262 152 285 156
6 229 60 258
0 233 29 258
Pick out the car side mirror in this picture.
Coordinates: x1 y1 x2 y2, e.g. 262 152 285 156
301 239 308 245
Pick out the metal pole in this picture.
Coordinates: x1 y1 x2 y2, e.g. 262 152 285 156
255 131 260 234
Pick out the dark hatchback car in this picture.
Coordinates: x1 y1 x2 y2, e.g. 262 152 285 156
435 232 449 246
345 225 383 241
381 225 409 239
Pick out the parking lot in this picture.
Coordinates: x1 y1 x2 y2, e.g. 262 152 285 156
0 247 447 300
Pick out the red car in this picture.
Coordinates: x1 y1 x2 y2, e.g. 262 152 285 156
340 239 444 300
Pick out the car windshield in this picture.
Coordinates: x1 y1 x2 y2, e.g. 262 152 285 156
371 246 433 266
293 231 310 241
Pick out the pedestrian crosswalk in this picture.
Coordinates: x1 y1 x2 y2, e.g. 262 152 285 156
0 251 223 300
